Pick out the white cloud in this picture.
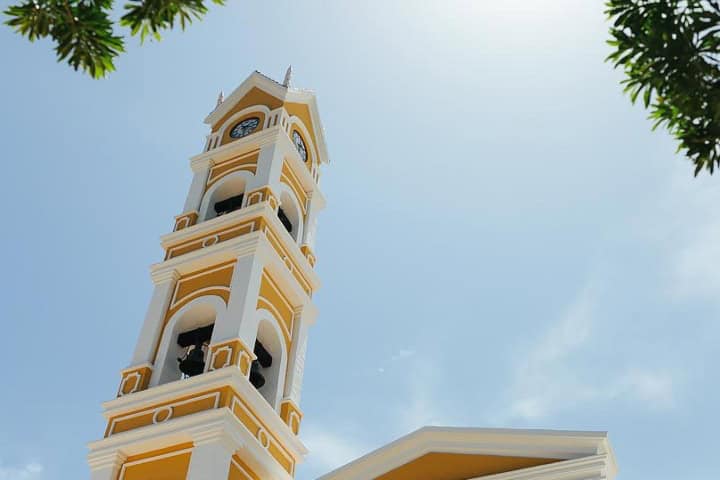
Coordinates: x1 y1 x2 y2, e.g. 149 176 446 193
503 285 595 420
500 284 677 422
391 349 415 361
618 369 675 409
0 462 43 480
654 167 720 301
299 353 443 478
397 355 450 431
301 426 368 475
671 218 720 300
376 348 416 375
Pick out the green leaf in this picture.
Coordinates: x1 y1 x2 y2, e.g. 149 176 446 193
606 0 720 175
120 0 215 42
4 0 124 78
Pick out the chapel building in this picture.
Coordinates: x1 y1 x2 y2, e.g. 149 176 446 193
87 70 618 480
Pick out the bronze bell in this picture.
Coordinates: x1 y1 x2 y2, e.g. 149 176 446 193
249 359 266 389
178 343 205 377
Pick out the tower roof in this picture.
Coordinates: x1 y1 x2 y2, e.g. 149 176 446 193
205 70 330 164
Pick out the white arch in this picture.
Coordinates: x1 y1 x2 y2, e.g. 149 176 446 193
275 182 304 243
198 170 255 222
288 117 318 166
151 295 227 387
253 308 289 410
217 105 272 143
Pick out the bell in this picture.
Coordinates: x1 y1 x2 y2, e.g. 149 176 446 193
249 360 266 389
178 343 205 377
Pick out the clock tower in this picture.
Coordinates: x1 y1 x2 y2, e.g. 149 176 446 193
87 69 328 480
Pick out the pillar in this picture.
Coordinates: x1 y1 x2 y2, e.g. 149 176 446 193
186 430 236 480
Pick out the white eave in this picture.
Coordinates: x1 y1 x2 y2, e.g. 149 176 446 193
317 426 617 480
204 71 330 165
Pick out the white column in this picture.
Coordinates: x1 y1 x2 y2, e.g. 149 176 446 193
302 206 319 249
130 269 179 366
88 451 126 480
283 304 315 403
252 141 284 191
183 161 212 213
211 254 264 346
186 431 236 480
301 189 325 249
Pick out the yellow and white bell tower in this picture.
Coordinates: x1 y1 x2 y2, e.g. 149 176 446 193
88 69 328 480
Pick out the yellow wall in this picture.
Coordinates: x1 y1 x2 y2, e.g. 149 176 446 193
229 456 260 480
285 102 320 165
206 150 260 188
376 453 561 480
230 395 294 474
280 161 308 215
146 261 235 363
262 222 313 295
212 88 284 133
165 261 236 321
104 386 295 474
118 366 152 396
105 388 234 437
209 338 254 375
120 444 193 480
257 270 294 348
280 399 302 435
174 211 198 232
165 219 261 260
211 87 321 168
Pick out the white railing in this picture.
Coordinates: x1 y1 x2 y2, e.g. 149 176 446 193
204 132 222 152
265 107 292 134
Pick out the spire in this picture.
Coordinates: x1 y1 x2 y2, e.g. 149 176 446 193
283 65 293 88
216 90 224 108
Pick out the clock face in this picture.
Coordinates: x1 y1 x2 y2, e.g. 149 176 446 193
292 130 308 162
230 117 260 139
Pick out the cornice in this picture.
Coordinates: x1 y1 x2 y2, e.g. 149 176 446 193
155 204 320 294
89 408 297 480
469 455 613 480
189 127 285 173
97 368 307 460
150 268 180 285
151 232 263 278
87 449 127 470
296 302 318 327
160 203 265 246
187 424 237 452
151 230 315 308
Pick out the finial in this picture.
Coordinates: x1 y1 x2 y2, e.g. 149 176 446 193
283 65 293 88
216 90 224 108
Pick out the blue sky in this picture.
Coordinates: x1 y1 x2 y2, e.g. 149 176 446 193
1 0 719 479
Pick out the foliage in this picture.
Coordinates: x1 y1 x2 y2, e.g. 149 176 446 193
3 0 223 78
606 0 720 175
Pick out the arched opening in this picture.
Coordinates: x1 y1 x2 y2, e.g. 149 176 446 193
249 317 286 409
153 301 219 386
277 188 302 243
200 173 249 222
